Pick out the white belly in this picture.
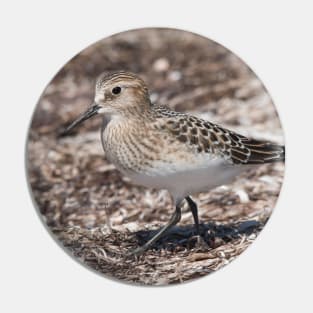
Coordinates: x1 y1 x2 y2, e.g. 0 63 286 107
127 159 254 202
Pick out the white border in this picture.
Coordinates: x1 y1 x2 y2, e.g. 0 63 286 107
0 1 312 312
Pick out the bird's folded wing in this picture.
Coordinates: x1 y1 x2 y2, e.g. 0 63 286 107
153 105 285 165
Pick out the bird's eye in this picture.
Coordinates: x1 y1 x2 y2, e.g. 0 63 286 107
112 86 121 95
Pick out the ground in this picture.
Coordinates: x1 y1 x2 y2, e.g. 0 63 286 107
27 28 284 285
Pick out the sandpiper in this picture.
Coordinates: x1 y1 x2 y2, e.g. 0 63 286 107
62 71 285 255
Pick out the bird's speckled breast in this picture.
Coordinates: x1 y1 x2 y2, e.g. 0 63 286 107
101 117 166 174
100 115 219 178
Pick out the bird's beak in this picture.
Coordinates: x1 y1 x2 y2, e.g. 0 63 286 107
60 103 101 136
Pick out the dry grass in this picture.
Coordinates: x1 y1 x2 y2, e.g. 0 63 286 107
27 28 284 285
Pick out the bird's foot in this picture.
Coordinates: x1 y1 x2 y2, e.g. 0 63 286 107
190 234 210 250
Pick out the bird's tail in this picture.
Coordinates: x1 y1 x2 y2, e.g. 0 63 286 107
242 139 285 164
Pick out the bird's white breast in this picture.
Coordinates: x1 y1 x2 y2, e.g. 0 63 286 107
127 156 252 202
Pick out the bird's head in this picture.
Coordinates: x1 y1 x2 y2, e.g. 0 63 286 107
61 71 151 135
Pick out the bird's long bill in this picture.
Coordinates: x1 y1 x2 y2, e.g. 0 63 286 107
61 104 100 136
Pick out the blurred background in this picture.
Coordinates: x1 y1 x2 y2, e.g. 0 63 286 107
27 28 284 285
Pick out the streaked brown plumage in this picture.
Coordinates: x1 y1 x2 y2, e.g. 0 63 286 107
63 71 285 255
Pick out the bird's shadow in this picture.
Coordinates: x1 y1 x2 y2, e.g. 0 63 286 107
134 220 264 251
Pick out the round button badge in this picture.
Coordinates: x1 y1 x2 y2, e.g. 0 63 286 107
26 28 285 285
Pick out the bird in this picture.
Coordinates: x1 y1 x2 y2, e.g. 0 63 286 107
62 71 285 256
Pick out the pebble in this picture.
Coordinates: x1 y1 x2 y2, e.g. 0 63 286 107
234 189 250 203
168 70 182 81
150 93 159 103
153 58 170 72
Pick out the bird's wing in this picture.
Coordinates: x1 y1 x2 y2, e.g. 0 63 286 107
152 105 285 165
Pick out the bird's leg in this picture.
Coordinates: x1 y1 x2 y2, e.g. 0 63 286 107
128 203 182 256
185 196 200 235
185 196 210 249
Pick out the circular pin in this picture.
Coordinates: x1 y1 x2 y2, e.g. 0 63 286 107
26 27 285 285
